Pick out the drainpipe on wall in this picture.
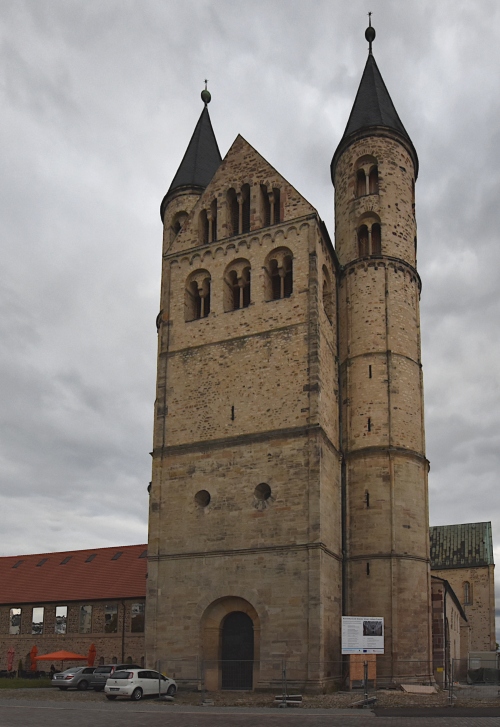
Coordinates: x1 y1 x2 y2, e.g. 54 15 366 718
121 601 126 663
443 587 448 687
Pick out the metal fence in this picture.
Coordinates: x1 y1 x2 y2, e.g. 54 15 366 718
448 657 500 705
156 657 435 701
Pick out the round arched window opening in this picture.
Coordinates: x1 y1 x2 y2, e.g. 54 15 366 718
254 483 272 501
195 490 211 507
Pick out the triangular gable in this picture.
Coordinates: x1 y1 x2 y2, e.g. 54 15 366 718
169 134 317 255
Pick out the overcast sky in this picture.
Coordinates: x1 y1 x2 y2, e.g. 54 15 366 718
1 1 499 636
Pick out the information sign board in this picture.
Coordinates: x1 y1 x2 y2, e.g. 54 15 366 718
341 616 384 654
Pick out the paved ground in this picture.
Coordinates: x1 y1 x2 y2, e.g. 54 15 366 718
0 697 499 727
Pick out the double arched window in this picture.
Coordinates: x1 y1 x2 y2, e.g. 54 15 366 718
198 199 218 245
357 219 381 257
355 156 379 198
265 247 293 300
224 259 251 311
185 270 211 321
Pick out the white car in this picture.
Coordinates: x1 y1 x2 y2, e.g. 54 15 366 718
104 668 177 701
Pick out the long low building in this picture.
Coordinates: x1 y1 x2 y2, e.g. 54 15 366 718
0 544 147 670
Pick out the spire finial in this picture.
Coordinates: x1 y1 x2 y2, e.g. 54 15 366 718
201 79 211 106
365 12 376 54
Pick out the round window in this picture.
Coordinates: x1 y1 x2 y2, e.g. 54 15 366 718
254 483 271 501
195 490 211 507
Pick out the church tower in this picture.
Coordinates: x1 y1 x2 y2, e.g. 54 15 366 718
332 22 432 678
146 89 343 690
146 23 432 689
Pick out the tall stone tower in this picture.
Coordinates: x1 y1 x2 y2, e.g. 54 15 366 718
146 90 343 690
331 24 432 678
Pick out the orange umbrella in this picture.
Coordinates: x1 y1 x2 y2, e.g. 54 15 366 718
35 650 87 661
30 645 38 672
87 643 96 667
35 650 87 671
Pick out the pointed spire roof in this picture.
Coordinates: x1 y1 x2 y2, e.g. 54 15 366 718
161 93 222 221
332 25 418 180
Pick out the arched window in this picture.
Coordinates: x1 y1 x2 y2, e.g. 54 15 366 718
355 155 378 198
322 266 333 323
199 209 209 245
265 248 293 301
356 169 366 197
272 188 281 224
185 270 211 322
261 185 271 227
210 199 218 242
357 218 382 257
357 225 369 257
368 166 379 194
171 211 187 236
224 259 251 311
463 581 472 605
241 184 250 233
227 188 239 237
371 223 381 254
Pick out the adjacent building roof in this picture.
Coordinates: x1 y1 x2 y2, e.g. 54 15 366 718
430 522 494 570
0 544 147 605
160 105 222 220
331 52 418 179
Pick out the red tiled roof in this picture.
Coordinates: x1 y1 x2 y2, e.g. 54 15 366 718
0 544 147 605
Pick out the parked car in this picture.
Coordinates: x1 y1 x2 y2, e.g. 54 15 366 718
90 664 141 691
51 666 96 691
104 669 177 700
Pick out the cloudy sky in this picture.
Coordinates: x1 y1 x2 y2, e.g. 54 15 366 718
1 1 499 635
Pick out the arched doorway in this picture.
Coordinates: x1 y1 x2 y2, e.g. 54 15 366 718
221 611 254 690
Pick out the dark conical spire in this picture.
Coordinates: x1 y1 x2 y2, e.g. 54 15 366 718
331 28 418 180
161 91 222 221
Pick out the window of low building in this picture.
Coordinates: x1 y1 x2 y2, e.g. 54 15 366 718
131 603 145 633
32 606 44 635
9 608 21 635
104 604 118 633
79 604 92 634
55 605 68 634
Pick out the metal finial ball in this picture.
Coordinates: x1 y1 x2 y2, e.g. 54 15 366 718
201 89 211 105
365 25 376 44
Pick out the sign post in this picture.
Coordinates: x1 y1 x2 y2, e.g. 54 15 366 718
342 616 384 691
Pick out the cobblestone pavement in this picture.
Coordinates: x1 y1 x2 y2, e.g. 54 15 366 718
0 697 499 727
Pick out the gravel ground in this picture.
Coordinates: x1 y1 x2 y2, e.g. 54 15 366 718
0 686 498 709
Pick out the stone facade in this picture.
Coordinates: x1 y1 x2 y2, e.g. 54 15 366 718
431 576 467 687
147 135 343 689
431 565 495 653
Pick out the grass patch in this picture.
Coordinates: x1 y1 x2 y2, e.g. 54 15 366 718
0 678 52 689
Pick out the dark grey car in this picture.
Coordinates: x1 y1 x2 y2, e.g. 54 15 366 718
51 666 96 691
90 664 141 691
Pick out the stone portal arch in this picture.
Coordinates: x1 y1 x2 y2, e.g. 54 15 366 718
200 596 260 691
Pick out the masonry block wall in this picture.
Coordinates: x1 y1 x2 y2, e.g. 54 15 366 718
432 565 496 652
0 599 145 670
